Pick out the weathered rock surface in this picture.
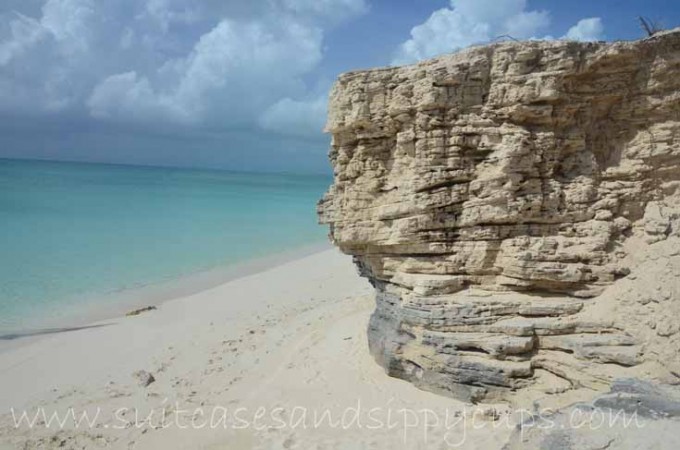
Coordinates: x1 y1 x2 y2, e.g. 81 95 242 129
503 379 680 450
319 30 680 404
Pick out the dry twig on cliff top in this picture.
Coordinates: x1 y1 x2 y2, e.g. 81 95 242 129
638 16 664 37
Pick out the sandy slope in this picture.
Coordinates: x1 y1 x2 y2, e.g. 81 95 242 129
0 250 517 449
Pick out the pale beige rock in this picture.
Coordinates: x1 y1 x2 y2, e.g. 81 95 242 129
319 30 680 404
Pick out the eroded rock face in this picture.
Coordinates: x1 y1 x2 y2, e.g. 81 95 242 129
319 30 680 404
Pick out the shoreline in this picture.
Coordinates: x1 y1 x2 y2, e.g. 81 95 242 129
0 245 676 449
0 241 331 353
0 248 515 449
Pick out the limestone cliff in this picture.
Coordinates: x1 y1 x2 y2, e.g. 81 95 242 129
318 30 680 404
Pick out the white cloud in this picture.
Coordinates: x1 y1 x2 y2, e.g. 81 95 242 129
88 18 324 126
40 0 97 54
392 0 605 66
259 95 327 138
88 71 177 122
0 0 367 138
0 13 47 66
282 0 368 23
504 10 551 39
393 0 550 65
564 18 604 42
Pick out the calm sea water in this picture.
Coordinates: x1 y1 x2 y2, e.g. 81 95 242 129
0 158 330 333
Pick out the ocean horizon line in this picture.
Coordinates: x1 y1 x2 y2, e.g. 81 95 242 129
0 156 334 179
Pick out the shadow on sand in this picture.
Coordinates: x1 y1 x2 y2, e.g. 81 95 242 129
0 324 112 341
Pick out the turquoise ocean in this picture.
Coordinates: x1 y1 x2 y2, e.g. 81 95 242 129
0 158 330 334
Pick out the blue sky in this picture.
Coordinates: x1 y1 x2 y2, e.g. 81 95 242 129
0 0 677 174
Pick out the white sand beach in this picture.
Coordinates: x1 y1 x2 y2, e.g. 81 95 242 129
0 250 515 450
3 2 680 449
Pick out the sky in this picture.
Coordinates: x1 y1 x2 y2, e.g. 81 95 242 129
0 0 677 174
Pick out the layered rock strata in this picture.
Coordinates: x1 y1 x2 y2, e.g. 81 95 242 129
319 30 680 403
